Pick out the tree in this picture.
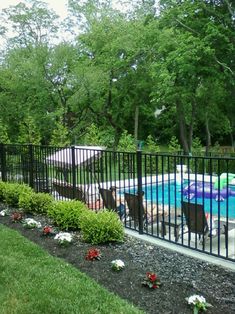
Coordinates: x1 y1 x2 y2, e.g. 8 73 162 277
150 0 235 152
50 119 70 147
18 116 41 144
68 1 158 145
1 0 59 48
0 119 10 144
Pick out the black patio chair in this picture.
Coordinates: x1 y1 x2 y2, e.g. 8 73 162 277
124 192 146 228
99 187 125 218
52 180 86 202
182 201 228 249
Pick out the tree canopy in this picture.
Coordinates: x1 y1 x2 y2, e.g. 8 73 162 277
0 0 234 152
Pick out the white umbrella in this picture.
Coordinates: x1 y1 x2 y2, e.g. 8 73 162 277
46 146 105 168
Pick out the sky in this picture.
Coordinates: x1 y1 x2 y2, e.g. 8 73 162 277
0 0 131 17
0 0 159 46
0 0 136 46
0 0 69 19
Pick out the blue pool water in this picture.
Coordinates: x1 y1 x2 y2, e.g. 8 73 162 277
129 181 235 219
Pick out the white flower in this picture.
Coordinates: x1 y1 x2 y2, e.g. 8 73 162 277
54 232 72 244
186 294 213 311
0 209 7 216
23 218 42 228
111 259 125 271
187 295 206 305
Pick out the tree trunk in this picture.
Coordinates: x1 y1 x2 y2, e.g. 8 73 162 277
205 113 211 154
176 101 189 154
134 105 139 141
188 99 196 154
230 132 234 147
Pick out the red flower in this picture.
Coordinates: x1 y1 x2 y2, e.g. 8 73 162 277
43 226 52 235
142 272 162 289
85 248 101 261
147 272 157 282
11 212 23 222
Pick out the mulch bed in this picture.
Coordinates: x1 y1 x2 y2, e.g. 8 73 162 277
0 205 235 314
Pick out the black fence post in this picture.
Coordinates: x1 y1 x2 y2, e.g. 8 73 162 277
71 146 76 199
0 143 7 182
137 149 144 234
28 144 34 188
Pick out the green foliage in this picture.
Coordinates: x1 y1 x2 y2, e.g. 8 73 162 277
82 123 115 148
0 120 10 144
0 225 142 314
1 182 33 207
116 130 136 174
0 0 234 147
142 135 161 174
168 136 181 153
50 119 70 147
117 130 136 152
80 209 124 244
192 137 203 154
0 181 6 202
209 141 221 153
144 135 160 153
47 200 88 230
19 191 54 214
18 116 41 144
83 123 103 146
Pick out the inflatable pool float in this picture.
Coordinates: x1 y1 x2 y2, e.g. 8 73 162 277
183 181 235 201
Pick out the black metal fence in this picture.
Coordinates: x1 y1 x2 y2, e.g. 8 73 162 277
0 143 234 262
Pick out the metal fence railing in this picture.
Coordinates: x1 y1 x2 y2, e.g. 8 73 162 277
0 143 234 262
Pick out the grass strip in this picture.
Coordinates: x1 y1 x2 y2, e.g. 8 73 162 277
0 224 143 314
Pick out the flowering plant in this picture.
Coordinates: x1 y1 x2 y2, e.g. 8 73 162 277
0 209 8 216
142 272 162 289
42 226 55 236
22 218 42 229
85 248 101 261
186 295 213 314
111 259 125 271
54 232 72 246
11 212 23 222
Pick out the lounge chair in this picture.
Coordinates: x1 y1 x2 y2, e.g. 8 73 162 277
182 201 228 248
99 187 125 218
52 180 86 202
124 192 147 228
124 192 171 229
52 180 102 210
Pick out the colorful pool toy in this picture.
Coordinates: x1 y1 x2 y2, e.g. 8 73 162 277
213 173 235 189
183 181 235 202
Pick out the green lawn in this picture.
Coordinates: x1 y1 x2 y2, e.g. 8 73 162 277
0 224 143 314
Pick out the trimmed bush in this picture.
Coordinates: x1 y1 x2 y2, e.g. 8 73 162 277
19 192 54 214
80 210 124 244
2 182 33 207
47 200 88 230
0 181 6 202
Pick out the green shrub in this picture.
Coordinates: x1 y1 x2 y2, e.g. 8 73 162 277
144 135 160 153
19 192 54 214
47 200 88 230
2 183 33 207
168 136 181 153
117 130 136 152
0 181 6 202
80 210 124 244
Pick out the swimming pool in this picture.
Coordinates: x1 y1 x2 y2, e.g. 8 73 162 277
129 181 235 219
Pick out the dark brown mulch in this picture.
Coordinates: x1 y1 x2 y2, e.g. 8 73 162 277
0 206 234 314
